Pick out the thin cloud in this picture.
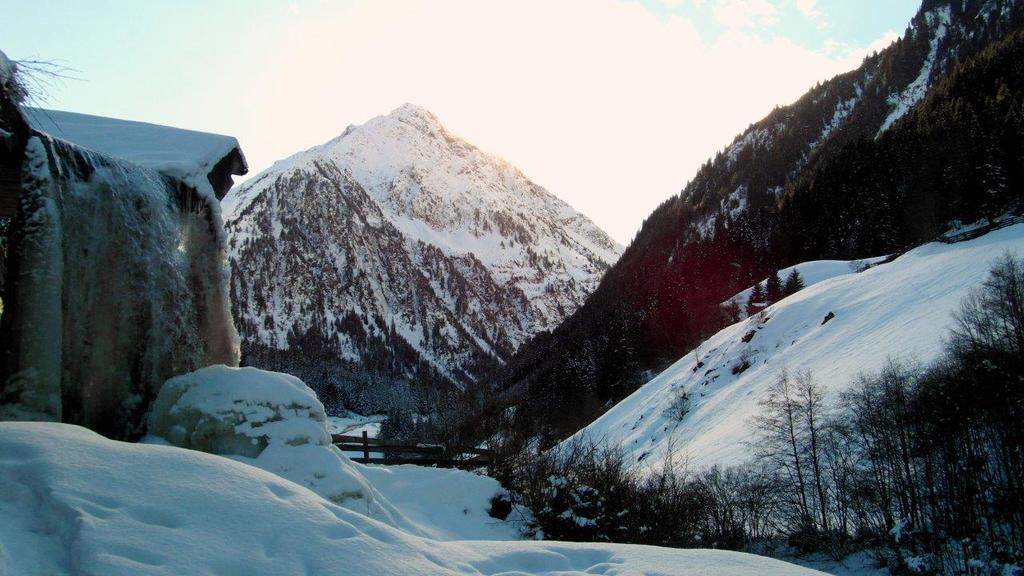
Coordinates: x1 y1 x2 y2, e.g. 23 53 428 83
795 0 823 19
711 0 779 29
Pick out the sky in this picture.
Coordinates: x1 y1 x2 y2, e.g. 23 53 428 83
2 0 920 244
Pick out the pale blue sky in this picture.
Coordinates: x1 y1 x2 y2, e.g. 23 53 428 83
2 0 920 243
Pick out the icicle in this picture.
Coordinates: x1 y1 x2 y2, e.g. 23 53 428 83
0 137 63 422
1 131 240 438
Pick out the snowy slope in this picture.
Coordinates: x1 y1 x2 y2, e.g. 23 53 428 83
223 104 621 410
877 5 952 135
568 224 1024 471
0 422 826 576
723 256 889 321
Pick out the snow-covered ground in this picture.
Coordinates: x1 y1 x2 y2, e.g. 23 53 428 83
325 413 519 541
327 413 386 437
0 422 827 575
723 256 888 321
359 464 524 541
569 223 1024 471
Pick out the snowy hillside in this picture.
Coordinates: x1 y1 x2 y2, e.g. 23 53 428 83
485 0 1024 441
569 223 1024 471
0 422 826 576
722 256 888 321
223 103 621 412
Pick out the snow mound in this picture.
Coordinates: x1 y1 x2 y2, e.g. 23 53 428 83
0 422 827 575
360 464 523 541
570 223 1024 471
147 366 416 532
149 365 329 457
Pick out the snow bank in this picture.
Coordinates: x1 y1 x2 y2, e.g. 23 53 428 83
571 224 1024 470
0 421 827 576
360 464 524 541
147 365 423 532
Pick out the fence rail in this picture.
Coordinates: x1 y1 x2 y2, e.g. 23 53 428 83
332 431 496 469
936 215 1024 244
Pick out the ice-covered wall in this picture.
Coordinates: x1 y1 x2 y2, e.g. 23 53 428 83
0 125 240 438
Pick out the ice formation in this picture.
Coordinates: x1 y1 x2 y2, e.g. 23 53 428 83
0 74 240 439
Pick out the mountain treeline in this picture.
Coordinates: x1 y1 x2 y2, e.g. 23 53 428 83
466 1 1024 449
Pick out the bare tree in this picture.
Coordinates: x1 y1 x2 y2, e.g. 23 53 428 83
751 370 812 529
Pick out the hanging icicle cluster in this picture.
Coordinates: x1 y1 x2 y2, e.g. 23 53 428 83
0 54 240 439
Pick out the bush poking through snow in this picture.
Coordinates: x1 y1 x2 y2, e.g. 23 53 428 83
665 388 692 421
488 492 514 520
496 438 708 546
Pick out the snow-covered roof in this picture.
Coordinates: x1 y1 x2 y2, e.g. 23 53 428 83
23 107 247 198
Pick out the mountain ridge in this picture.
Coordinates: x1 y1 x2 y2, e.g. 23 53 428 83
223 104 621 415
476 0 1024 447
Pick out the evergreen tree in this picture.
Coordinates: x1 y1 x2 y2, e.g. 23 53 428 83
766 271 783 304
783 269 805 297
747 283 765 316
978 140 1009 223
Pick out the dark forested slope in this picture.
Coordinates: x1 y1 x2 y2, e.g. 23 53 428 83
478 0 1024 446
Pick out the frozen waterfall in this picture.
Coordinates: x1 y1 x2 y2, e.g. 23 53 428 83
0 125 240 439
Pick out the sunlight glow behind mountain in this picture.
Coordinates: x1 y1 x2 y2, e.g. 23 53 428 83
2 0 916 243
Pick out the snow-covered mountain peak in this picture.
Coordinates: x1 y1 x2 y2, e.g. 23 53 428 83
386 101 444 129
223 106 622 412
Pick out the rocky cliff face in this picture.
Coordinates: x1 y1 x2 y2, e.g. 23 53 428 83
223 104 621 414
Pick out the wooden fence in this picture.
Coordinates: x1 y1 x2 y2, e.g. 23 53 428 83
333 431 496 469
936 215 1024 244
876 214 1024 265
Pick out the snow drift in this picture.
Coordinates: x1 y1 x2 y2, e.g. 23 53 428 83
147 365 428 535
0 421 828 575
569 223 1024 471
